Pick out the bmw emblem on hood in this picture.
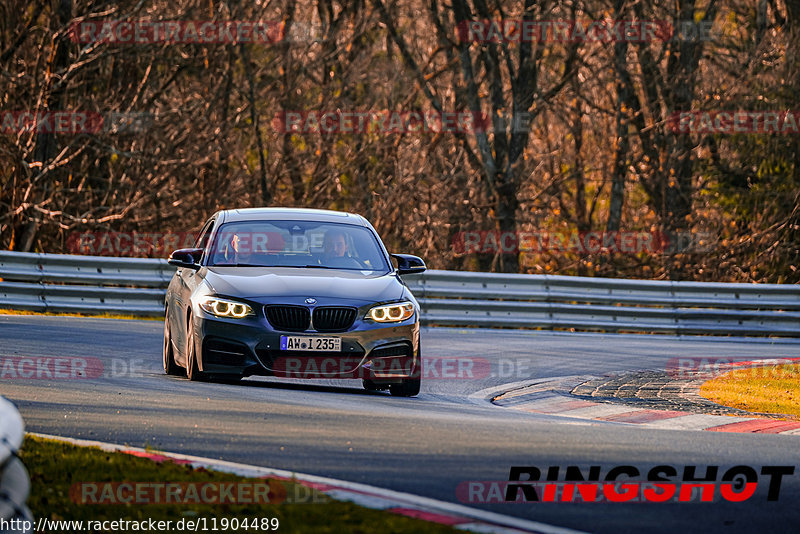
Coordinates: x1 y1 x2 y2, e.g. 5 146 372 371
305 298 317 305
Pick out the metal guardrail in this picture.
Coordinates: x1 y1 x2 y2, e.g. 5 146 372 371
1 250 798 336
0 397 32 534
0 251 169 316
404 270 800 336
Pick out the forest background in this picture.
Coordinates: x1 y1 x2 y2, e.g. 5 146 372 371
1 0 798 282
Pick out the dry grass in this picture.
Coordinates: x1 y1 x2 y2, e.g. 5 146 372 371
0 309 160 321
699 364 800 418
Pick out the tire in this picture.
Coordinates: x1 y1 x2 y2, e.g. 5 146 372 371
163 312 183 376
389 377 420 397
389 339 422 397
186 314 205 381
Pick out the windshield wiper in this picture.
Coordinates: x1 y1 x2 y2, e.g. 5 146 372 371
214 263 354 270
213 263 275 267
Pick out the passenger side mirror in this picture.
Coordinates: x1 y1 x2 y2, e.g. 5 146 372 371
391 254 426 275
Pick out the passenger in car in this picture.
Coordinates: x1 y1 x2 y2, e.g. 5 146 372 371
322 230 361 268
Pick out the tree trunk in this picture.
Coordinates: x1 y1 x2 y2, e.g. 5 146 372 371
607 0 629 234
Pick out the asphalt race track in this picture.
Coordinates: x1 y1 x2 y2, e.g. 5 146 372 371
2 314 800 533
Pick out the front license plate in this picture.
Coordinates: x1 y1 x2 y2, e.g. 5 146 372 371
280 336 341 352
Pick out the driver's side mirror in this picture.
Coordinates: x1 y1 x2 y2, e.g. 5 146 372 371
168 248 204 270
391 254 426 275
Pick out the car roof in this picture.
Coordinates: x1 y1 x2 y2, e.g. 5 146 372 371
215 207 367 226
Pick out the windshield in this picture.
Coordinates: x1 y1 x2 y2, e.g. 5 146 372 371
208 220 391 272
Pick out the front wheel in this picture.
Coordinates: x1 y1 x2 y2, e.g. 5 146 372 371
163 312 182 376
389 377 420 397
186 315 205 381
389 340 421 397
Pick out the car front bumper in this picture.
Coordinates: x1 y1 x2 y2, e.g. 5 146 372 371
194 311 420 383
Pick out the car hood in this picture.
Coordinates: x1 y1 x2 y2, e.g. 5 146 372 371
202 267 405 305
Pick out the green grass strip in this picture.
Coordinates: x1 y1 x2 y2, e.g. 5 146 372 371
20 435 455 533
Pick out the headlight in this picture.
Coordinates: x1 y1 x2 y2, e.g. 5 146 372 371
199 296 254 319
366 301 415 323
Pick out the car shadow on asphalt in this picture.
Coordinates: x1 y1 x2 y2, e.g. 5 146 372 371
211 376 397 397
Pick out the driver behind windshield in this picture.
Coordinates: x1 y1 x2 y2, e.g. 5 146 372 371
213 230 268 265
